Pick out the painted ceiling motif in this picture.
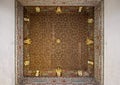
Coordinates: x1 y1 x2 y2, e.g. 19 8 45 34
18 0 101 6
23 6 94 77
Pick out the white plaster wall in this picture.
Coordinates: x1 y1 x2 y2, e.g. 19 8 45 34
104 0 120 85
0 0 15 85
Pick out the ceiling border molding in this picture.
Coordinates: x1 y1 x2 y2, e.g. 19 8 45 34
18 0 101 6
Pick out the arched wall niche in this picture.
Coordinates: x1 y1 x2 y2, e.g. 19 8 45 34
16 0 104 85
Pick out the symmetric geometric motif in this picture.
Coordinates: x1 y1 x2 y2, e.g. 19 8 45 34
23 7 94 77
16 0 104 85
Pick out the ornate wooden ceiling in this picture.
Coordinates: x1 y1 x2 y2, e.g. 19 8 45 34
18 0 101 6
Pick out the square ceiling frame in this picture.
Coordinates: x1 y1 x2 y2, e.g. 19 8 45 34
15 0 104 85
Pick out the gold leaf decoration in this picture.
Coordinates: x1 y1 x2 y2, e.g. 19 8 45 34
88 18 94 24
24 38 32 45
56 67 62 77
35 7 40 13
56 39 61 44
88 60 94 65
77 70 83 76
56 7 62 14
86 38 94 45
35 70 40 76
24 60 30 66
24 18 30 22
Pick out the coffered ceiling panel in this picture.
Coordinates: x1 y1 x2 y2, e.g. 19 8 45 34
18 0 101 6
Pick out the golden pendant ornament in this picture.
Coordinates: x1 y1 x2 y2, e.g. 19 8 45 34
88 18 94 24
86 38 94 45
24 60 30 66
56 67 62 77
35 70 40 77
24 38 32 45
56 7 62 14
77 70 83 76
